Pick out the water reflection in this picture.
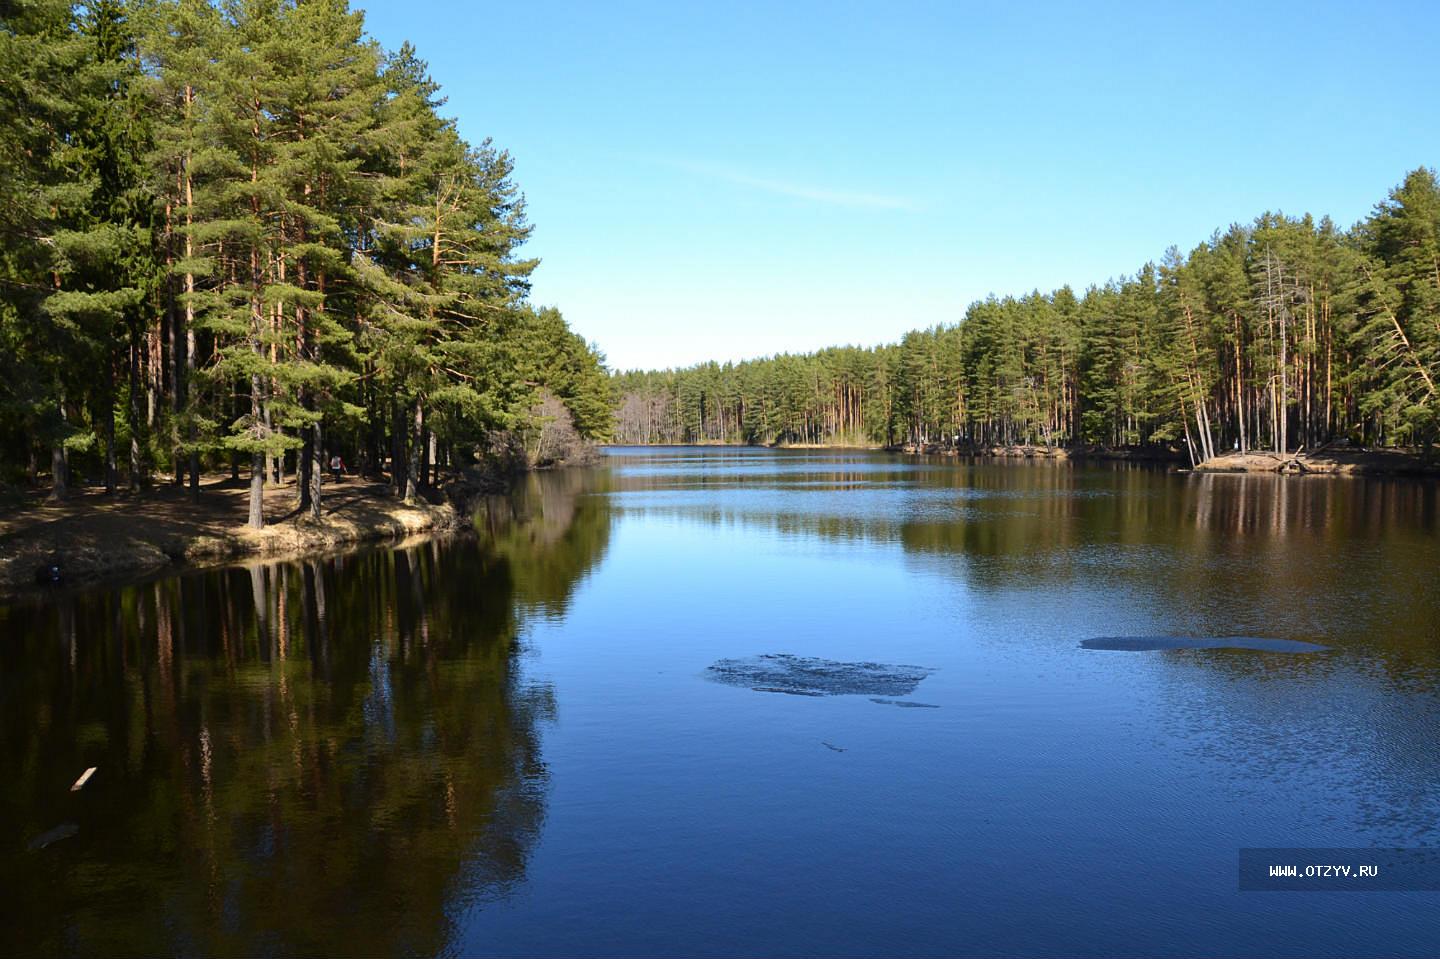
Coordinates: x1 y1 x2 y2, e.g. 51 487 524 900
5 450 1440 957
605 450 1440 668
474 468 614 618
0 471 610 957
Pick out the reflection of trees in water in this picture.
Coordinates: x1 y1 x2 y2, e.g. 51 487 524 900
0 511 607 956
474 467 614 617
613 452 1440 844
612 459 1440 666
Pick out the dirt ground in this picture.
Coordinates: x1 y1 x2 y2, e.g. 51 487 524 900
0 474 463 597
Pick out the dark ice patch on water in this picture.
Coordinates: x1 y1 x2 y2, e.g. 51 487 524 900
1081 636 1328 653
707 654 934 698
751 685 826 697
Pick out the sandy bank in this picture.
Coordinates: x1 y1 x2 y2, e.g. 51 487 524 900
1193 448 1439 476
0 476 467 599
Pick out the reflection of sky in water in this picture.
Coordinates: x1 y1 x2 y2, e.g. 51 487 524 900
5 449 1438 957
362 639 396 744
464 449 1440 957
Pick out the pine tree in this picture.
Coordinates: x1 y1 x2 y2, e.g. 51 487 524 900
0 0 146 499
1357 168 1440 447
140 0 226 497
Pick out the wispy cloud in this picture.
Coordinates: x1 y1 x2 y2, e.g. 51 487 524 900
663 158 917 211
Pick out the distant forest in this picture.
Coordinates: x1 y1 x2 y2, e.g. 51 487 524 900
614 169 1440 462
0 0 611 526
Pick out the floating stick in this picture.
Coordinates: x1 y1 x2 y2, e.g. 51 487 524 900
70 767 97 792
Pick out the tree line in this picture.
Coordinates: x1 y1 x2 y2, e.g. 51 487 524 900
1 0 611 526
614 169 1440 463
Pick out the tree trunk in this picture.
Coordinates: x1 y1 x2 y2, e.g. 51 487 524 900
391 401 407 496
365 373 382 477
184 90 200 503
264 402 276 484
48 442 68 502
249 265 266 530
1178 385 1197 468
248 449 265 530
128 331 143 490
171 297 184 487
103 390 117 494
404 398 424 503
298 410 313 513
308 419 322 521
1278 302 1288 454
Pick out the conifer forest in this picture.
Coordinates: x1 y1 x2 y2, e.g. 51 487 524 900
614 171 1440 462
0 0 611 526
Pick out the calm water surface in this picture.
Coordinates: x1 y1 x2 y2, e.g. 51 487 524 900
4 448 1440 957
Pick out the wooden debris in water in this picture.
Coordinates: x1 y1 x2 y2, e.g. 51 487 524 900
70 767 97 792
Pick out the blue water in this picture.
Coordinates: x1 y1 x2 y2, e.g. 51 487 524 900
4 447 1439 956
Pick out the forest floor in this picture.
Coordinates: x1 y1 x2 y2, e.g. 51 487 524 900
0 475 465 598
1193 447 1439 476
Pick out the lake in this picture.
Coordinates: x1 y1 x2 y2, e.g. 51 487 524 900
4 447 1440 957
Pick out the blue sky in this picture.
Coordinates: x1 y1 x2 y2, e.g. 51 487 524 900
359 0 1440 371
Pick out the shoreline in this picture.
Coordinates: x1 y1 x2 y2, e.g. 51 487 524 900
607 441 1185 462
888 442 1186 463
1191 448 1439 476
609 441 1438 475
0 476 472 601
5 444 1433 600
